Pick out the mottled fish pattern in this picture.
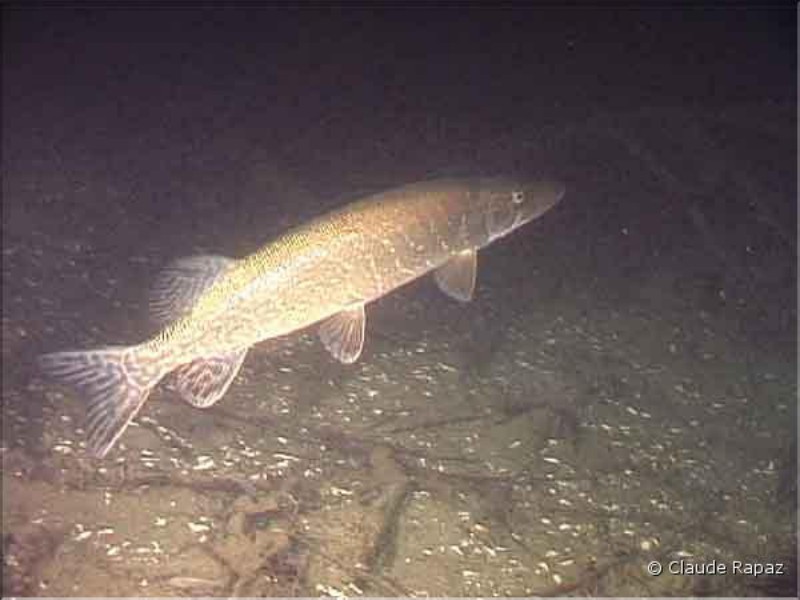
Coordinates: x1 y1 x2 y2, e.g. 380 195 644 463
40 177 565 457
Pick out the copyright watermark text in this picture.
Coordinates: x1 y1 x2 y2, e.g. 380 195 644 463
647 558 786 577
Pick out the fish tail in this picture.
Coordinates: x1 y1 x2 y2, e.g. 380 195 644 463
39 345 166 458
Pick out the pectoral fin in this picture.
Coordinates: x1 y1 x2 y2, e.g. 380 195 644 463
434 249 477 302
319 304 366 364
173 348 248 408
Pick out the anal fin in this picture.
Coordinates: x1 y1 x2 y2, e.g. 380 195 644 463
435 249 477 302
173 348 248 408
319 304 366 364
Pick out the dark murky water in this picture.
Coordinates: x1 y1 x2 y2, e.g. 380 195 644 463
3 8 796 597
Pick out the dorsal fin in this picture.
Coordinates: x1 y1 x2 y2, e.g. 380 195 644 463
149 255 235 324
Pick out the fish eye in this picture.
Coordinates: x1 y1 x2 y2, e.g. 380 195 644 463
511 190 524 204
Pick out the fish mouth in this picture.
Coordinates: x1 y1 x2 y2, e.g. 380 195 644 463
537 179 567 206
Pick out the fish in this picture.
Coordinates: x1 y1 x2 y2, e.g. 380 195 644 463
40 177 565 458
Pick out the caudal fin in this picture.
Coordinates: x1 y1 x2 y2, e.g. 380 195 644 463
39 346 163 458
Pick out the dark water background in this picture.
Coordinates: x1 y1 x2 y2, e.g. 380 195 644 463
2 6 796 597
4 6 794 374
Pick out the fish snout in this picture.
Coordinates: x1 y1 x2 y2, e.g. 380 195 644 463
518 179 566 223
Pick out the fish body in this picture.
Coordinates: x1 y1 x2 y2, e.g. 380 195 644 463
40 177 565 457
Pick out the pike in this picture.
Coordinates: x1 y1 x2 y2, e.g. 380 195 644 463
40 177 565 457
